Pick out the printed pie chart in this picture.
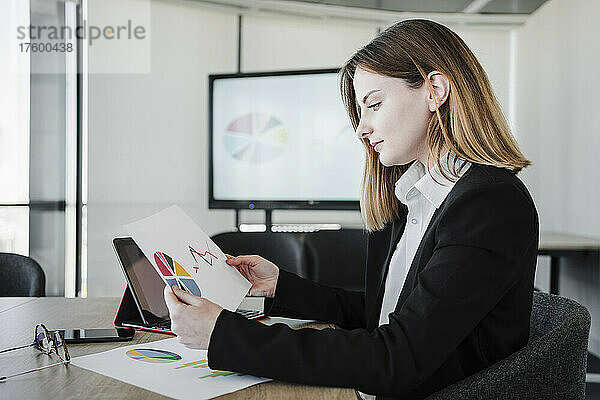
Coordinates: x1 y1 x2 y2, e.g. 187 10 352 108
126 349 182 363
154 251 202 297
223 113 288 164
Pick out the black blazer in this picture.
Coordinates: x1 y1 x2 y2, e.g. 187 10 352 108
208 164 539 399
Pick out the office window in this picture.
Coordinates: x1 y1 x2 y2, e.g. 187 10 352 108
0 0 30 254
0 0 82 296
0 208 29 254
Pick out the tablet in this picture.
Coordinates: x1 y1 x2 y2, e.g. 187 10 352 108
113 237 170 324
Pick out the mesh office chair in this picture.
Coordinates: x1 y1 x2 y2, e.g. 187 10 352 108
0 253 46 297
303 229 367 291
211 231 309 278
426 292 591 400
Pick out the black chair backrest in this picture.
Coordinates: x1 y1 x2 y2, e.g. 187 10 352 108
303 229 367 291
211 232 309 278
426 292 591 400
0 253 46 297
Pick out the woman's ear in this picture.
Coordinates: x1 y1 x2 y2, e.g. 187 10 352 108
426 71 450 112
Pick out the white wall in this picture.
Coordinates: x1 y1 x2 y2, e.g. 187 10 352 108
86 0 513 296
514 0 600 353
452 27 511 117
242 14 376 72
515 0 600 236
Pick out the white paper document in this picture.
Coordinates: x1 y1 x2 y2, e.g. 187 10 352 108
71 338 271 399
125 205 251 311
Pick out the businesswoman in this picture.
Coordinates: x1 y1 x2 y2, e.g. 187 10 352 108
164 19 539 399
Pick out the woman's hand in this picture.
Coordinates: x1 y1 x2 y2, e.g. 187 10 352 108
225 254 279 298
163 285 223 350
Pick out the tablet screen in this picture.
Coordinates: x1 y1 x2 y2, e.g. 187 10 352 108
113 237 169 320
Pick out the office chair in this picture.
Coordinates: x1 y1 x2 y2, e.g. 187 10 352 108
303 228 367 290
211 231 309 278
0 253 46 297
426 292 591 400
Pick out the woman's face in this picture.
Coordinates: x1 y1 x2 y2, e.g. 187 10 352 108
353 67 432 167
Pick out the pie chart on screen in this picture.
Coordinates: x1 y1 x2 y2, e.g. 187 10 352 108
223 113 288 164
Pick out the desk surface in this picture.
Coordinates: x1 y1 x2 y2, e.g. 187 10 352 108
0 297 37 314
0 297 355 400
539 232 600 251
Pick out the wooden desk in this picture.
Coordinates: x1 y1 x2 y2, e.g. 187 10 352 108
0 297 36 314
539 232 600 295
0 297 355 399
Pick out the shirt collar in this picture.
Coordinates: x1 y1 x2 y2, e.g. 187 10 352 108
394 160 426 204
394 152 471 208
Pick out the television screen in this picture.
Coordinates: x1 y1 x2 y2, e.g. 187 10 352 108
209 69 364 210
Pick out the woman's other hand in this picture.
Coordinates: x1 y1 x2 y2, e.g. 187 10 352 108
225 254 279 298
164 285 223 350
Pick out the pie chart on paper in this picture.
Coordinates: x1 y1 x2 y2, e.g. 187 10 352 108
126 349 182 363
153 251 202 297
223 113 288 164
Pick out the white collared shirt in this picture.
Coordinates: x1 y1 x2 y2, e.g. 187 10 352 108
358 153 470 400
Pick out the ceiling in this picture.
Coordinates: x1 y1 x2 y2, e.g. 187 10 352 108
283 0 551 14
196 0 552 25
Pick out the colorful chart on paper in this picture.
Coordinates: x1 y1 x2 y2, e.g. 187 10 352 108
126 349 182 363
72 337 270 400
174 358 244 379
189 242 218 269
126 349 244 378
124 205 252 313
223 113 288 164
153 251 202 296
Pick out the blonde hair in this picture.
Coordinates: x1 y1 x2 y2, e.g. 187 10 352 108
339 19 530 232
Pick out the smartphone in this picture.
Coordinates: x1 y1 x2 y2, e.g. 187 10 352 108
56 328 135 344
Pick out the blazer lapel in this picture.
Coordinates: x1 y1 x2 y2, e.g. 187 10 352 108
368 211 407 329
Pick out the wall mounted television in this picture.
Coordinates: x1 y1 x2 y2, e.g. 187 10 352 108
208 68 364 211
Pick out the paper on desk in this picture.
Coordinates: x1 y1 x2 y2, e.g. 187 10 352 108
124 205 251 312
71 337 271 400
